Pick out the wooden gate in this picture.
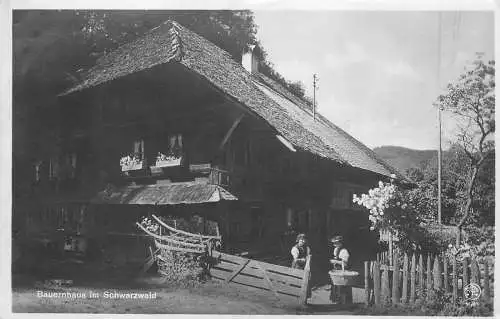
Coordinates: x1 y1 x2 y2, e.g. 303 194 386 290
210 251 312 305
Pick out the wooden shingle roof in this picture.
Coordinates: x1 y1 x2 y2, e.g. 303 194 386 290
61 20 402 179
92 183 237 205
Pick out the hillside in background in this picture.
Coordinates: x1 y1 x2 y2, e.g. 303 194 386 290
373 146 438 176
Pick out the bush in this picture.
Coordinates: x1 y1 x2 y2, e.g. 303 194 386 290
157 250 210 287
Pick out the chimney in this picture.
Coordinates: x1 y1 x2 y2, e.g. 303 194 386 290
242 44 258 74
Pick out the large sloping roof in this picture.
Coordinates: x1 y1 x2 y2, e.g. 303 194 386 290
61 20 402 179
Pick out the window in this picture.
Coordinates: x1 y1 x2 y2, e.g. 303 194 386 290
134 139 145 159
167 134 183 157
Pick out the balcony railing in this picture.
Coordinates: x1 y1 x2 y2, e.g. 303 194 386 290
119 156 233 188
208 167 231 187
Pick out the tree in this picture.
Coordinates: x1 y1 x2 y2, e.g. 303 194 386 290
434 58 495 244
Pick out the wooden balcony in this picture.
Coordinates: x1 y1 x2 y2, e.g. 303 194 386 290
121 159 233 189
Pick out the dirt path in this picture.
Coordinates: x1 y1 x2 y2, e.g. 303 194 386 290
12 259 359 315
13 284 285 314
13 274 359 314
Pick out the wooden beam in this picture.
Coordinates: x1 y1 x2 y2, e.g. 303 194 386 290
276 135 297 152
226 259 250 283
219 114 245 150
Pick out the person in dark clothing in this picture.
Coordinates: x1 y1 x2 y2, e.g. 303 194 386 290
329 235 353 304
290 233 311 269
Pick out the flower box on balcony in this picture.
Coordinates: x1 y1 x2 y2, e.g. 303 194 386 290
121 161 144 172
155 156 183 168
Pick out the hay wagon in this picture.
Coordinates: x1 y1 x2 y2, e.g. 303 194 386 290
137 214 312 305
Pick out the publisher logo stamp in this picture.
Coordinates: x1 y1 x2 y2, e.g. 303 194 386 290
464 283 481 301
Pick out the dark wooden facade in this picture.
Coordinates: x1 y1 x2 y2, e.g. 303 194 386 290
17 61 384 264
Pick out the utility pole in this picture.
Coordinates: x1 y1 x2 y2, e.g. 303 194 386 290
437 12 443 225
313 74 318 121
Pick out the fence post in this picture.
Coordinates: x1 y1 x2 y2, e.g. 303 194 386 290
410 253 416 304
373 261 381 305
433 254 442 290
389 234 393 266
402 252 408 304
392 250 400 304
462 257 469 290
443 253 449 293
471 259 480 285
426 254 432 297
381 267 391 304
452 255 458 303
364 261 370 305
483 260 491 302
418 254 424 297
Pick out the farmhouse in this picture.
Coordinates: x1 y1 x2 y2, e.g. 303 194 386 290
21 20 403 265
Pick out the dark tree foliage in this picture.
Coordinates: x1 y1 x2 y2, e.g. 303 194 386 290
254 44 312 103
404 144 494 228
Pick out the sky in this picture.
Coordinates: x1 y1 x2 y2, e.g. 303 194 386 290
253 11 494 150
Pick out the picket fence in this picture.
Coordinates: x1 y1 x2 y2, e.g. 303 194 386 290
363 251 493 305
